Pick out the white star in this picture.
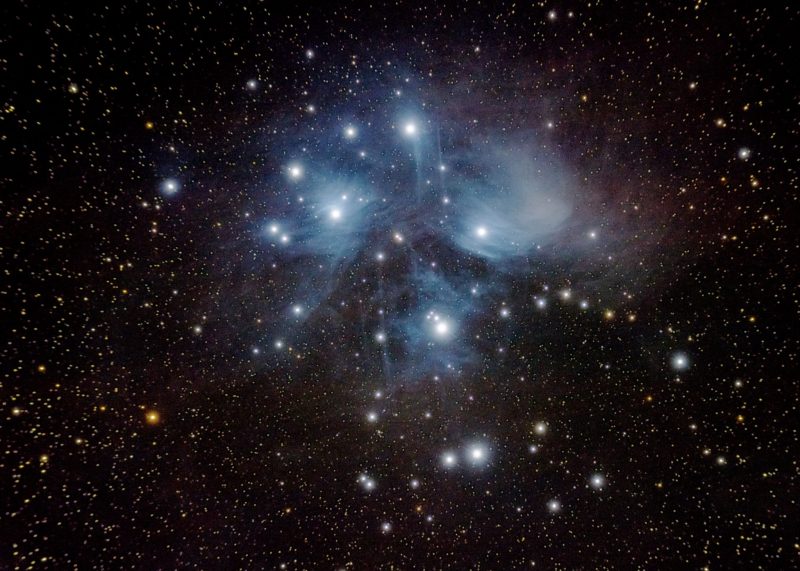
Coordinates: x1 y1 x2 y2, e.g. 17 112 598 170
358 474 376 491
287 164 303 180
403 121 418 137
589 473 606 489
161 178 180 196
467 444 489 465
671 352 690 371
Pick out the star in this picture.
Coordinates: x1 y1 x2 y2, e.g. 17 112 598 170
427 310 455 341
671 352 690 371
467 444 490 466
287 164 303 180
403 121 418 137
160 178 180 196
358 474 377 491
589 473 606 489
441 451 457 468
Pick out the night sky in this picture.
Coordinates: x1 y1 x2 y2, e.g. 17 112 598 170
2 1 799 569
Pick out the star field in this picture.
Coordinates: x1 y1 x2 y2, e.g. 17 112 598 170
1 1 799 569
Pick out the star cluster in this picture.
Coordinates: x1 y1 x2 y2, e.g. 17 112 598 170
1 2 798 569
